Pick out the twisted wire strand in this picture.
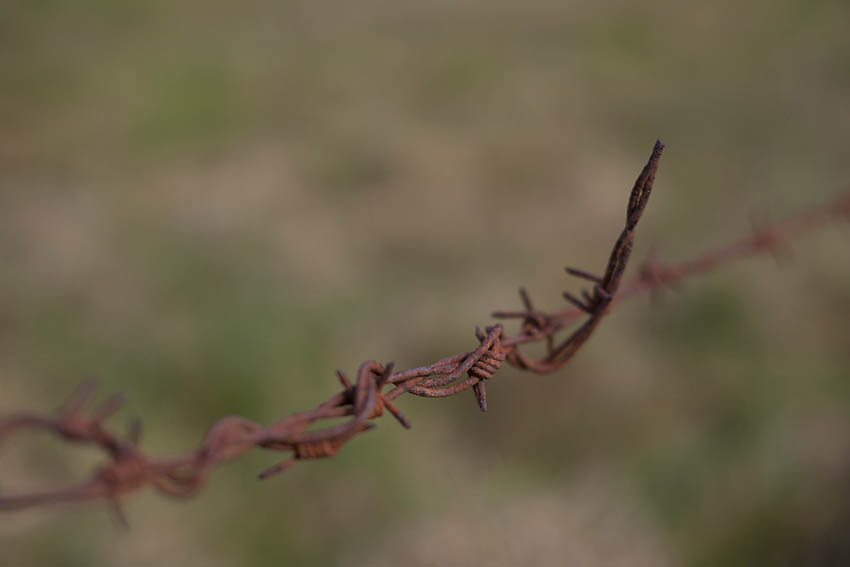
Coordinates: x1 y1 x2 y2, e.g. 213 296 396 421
1 141 848 521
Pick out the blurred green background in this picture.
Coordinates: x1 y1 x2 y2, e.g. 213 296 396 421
1 1 849 565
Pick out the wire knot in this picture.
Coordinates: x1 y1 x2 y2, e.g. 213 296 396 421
470 327 506 381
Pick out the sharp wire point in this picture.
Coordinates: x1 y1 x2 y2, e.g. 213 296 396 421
562 291 591 313
258 459 297 480
473 381 488 412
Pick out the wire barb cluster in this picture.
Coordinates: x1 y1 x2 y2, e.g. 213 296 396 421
2 140 848 522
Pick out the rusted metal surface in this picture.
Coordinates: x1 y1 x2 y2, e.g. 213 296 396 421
1 140 847 520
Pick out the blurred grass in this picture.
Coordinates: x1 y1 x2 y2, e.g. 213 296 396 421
1 1 849 565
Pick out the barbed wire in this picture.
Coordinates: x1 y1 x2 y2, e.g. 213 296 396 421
1 140 848 524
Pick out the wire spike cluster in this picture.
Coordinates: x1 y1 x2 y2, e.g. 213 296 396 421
1 141 848 522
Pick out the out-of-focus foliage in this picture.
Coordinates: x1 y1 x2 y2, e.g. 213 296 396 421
1 1 849 565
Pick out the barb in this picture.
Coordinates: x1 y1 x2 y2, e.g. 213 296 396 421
1 141 847 520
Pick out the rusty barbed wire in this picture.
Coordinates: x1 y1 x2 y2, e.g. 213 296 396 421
1 140 848 522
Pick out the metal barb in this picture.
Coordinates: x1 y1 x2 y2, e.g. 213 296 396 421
473 382 488 412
